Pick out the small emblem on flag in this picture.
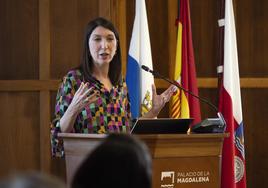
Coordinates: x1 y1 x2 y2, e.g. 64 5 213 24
141 90 152 115
235 156 245 183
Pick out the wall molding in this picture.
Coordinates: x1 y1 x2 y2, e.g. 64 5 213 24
0 78 267 91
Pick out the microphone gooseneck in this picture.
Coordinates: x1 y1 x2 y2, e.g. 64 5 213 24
141 64 226 132
141 65 218 113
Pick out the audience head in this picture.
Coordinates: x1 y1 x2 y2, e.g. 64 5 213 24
71 133 152 188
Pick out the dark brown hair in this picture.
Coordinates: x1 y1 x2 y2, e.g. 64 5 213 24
80 17 122 86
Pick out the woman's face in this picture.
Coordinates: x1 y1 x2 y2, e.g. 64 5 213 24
88 26 117 66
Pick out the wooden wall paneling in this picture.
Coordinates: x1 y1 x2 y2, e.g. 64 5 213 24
99 0 111 19
39 0 51 79
110 0 127 75
235 0 253 77
236 0 268 76
50 0 79 78
0 0 40 178
39 0 51 173
198 88 219 119
242 89 268 188
0 0 39 79
49 0 127 77
146 0 169 76
0 80 59 91
0 93 40 176
0 78 267 92
50 91 66 180
190 0 219 77
125 0 135 61
39 90 51 173
50 0 99 79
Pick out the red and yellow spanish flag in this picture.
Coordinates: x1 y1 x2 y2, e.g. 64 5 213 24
170 0 201 126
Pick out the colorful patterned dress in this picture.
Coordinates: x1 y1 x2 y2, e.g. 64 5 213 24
51 69 132 157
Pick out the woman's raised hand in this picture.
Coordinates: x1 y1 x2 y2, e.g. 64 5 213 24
150 84 177 117
69 82 99 113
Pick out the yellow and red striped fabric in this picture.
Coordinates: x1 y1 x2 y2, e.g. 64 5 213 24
170 0 201 126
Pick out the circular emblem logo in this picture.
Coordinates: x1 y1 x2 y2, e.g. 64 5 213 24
235 156 244 183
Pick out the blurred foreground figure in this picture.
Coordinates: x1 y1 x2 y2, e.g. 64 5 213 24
71 133 152 188
0 171 66 188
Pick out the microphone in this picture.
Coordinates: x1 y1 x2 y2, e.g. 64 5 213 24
141 65 150 72
141 65 226 133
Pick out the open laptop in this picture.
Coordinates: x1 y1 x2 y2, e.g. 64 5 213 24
130 118 193 134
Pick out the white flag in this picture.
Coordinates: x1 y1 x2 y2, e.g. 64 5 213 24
126 0 154 119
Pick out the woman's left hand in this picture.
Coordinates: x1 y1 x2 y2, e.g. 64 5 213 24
148 84 177 118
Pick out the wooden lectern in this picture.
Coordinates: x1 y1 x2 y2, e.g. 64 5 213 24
58 133 227 188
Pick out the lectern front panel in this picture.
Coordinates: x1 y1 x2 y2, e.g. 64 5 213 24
59 133 227 188
153 156 220 188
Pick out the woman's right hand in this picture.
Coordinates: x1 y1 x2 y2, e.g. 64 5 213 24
68 82 99 115
59 82 99 133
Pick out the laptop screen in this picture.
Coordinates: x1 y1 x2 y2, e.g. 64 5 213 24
130 118 192 134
